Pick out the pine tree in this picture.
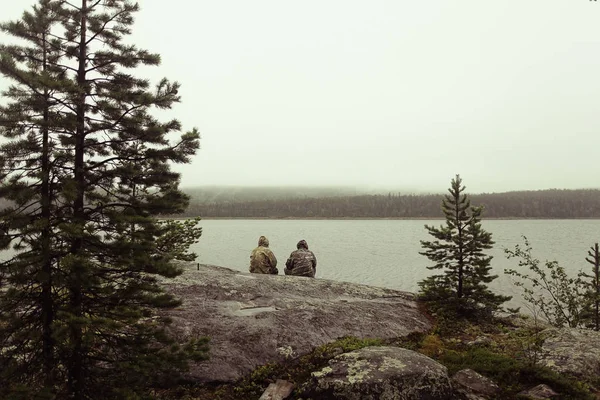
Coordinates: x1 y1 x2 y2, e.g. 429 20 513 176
58 1 204 398
581 243 600 330
156 217 203 262
0 1 69 396
418 174 510 319
0 1 206 398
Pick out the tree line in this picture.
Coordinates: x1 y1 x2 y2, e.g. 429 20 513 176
181 188 600 218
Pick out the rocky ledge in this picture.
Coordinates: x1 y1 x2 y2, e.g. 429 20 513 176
162 264 432 383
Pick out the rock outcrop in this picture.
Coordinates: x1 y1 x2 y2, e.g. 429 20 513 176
162 264 432 382
540 327 600 381
517 384 559 399
452 369 500 400
299 346 455 400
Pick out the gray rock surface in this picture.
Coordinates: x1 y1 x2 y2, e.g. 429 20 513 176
540 327 600 381
300 346 454 400
517 384 559 399
452 369 500 400
259 379 294 400
498 313 553 330
162 264 432 382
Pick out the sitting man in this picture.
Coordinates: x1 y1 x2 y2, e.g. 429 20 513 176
249 235 278 274
284 240 317 278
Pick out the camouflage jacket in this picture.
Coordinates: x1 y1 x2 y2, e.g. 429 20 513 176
249 246 278 274
284 249 317 277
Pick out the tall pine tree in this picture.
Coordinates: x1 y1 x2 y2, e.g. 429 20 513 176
58 1 204 398
0 1 69 396
419 174 510 319
0 1 207 398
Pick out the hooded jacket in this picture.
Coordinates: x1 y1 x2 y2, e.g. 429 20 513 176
284 240 317 277
249 236 278 274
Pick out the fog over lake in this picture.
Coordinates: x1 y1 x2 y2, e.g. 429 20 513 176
3 1 600 193
191 219 600 310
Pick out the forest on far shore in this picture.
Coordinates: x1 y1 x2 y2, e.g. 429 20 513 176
180 188 600 219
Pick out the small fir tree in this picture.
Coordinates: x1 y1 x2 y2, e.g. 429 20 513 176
418 174 510 318
581 243 600 330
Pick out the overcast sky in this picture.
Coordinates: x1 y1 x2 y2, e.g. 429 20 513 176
2 1 600 193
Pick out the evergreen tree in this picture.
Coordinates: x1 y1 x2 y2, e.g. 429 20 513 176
0 1 69 396
581 243 600 331
156 217 203 262
418 174 510 318
0 1 207 398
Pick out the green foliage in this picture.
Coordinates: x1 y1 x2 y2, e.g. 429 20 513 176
156 217 202 262
0 0 71 395
232 363 280 399
438 347 592 399
297 336 383 372
506 325 547 369
412 318 596 399
0 0 203 398
419 174 510 319
580 243 600 330
504 237 600 329
418 333 444 358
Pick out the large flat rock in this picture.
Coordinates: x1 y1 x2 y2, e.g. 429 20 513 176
162 264 432 383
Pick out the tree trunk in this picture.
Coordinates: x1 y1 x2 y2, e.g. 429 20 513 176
595 243 599 331
41 29 55 388
455 191 464 299
68 1 88 398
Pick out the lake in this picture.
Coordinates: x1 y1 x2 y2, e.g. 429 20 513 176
191 219 600 310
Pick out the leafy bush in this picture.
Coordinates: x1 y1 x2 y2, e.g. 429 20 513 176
419 334 444 358
505 237 600 329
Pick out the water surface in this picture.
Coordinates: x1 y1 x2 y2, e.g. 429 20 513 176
191 219 600 309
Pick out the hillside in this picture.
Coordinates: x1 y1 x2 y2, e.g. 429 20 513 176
181 185 368 203
181 188 600 219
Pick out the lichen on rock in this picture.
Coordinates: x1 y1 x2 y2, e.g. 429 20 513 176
540 327 600 382
300 346 454 400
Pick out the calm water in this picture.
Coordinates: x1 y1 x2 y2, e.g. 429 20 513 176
2 219 596 310
191 219 600 309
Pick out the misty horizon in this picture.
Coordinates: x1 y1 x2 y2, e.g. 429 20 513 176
181 184 600 196
2 1 599 193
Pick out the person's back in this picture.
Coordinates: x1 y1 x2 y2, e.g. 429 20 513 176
285 240 317 277
249 235 278 275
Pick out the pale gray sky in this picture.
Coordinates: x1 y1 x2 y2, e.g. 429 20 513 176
2 1 600 193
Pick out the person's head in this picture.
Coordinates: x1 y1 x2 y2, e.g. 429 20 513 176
258 236 269 247
297 239 308 250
